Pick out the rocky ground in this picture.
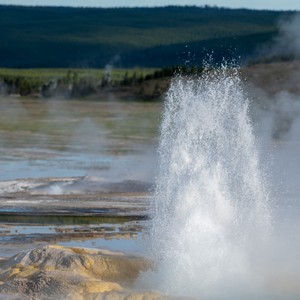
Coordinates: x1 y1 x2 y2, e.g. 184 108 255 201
0 245 166 299
0 177 160 299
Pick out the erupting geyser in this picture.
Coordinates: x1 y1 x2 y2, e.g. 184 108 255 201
145 66 272 299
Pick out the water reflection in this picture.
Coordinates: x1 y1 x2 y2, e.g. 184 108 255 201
0 98 160 181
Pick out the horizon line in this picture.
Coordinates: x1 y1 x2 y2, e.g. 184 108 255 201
0 4 298 12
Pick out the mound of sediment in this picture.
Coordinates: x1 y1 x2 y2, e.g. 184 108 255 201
0 245 161 299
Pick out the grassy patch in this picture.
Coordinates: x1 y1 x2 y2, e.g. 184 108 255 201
0 68 158 82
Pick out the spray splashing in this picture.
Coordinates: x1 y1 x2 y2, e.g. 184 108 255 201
146 66 271 299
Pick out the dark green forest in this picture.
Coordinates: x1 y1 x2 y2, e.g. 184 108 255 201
0 5 292 68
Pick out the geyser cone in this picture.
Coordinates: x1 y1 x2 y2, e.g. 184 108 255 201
146 67 271 299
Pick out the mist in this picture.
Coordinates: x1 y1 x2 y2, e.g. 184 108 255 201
136 12 300 297
260 13 300 60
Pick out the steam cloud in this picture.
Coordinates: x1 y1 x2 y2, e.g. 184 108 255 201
260 13 300 60
253 13 300 142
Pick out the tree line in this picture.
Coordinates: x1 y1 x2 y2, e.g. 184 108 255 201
0 5 287 68
0 66 206 99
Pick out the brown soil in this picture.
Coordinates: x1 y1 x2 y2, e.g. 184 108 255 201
111 61 300 101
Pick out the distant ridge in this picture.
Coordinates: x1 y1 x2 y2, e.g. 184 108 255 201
0 5 291 68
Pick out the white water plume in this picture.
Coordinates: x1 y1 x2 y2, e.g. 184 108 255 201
145 67 272 299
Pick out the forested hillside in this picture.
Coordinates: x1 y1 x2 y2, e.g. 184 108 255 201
0 5 291 68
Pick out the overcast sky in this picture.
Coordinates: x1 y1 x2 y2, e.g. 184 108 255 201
0 0 299 11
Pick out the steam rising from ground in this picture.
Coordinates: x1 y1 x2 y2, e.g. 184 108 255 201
274 13 300 58
0 97 158 184
260 13 300 60
141 66 300 299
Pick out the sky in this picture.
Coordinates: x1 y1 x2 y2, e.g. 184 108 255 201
0 0 300 11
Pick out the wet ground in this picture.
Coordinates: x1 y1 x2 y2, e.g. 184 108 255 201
0 177 151 257
0 221 146 257
0 98 160 258
0 98 161 181
0 176 152 257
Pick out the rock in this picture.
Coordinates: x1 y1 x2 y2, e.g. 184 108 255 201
0 245 160 299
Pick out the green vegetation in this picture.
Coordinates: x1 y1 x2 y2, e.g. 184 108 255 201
0 68 158 98
0 5 292 68
0 68 157 82
0 214 147 224
0 5 294 99
0 66 207 99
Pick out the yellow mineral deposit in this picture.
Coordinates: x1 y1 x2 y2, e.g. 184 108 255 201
0 245 163 299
